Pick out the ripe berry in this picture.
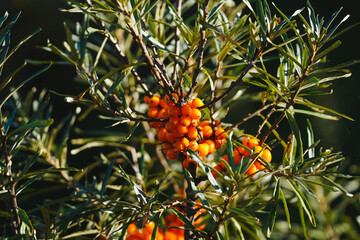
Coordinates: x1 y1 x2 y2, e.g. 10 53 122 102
261 148 272 163
220 155 228 168
148 107 159 118
169 106 180 117
191 108 201 120
157 108 166 119
192 98 204 108
202 125 213 138
180 116 191 126
199 120 210 128
177 124 188 135
149 96 160 107
160 99 167 108
162 143 173 154
157 128 167 142
187 126 198 139
188 141 198 151
144 96 150 104
248 138 259 150
215 127 226 139
211 165 223 178
181 104 192 117
198 143 209 156
255 160 265 170
246 164 257 175
204 139 215 154
166 148 178 160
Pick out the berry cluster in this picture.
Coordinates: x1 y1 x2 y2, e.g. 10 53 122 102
144 94 227 166
212 137 272 177
126 211 205 240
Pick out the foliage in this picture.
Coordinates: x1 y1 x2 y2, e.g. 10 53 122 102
0 0 359 239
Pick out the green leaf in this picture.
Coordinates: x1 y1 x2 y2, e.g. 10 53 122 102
267 177 280 237
306 119 315 158
0 64 51 108
0 61 27 92
279 187 291 229
208 1 227 21
151 212 162 240
17 207 34 236
321 176 353 197
314 40 341 61
286 111 304 172
170 208 203 238
249 22 261 49
16 174 42 196
288 179 316 227
7 118 54 138
100 158 115 197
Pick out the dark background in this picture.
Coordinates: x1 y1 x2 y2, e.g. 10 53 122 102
0 0 359 217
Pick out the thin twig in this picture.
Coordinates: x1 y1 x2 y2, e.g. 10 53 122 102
184 0 210 104
172 0 183 85
0 124 20 235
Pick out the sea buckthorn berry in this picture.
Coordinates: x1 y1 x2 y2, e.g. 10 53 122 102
177 124 188 135
169 116 180 125
181 104 192 117
157 108 166 119
202 125 213 138
144 96 150 104
236 145 247 156
169 106 181 117
157 128 167 142
166 148 178 160
183 158 190 169
162 143 173 154
214 120 220 126
248 138 259 150
187 126 198 139
204 139 215 154
199 121 210 128
180 116 191 126
188 141 198 151
192 98 204 108
261 148 272 163
198 143 209 156
242 137 250 147
148 107 159 118
191 108 201 120
211 165 223 178
160 99 167 108
253 146 263 154
161 109 169 119
171 93 179 102
215 127 226 140
165 121 175 132
233 151 242 165
246 164 257 175
149 96 160 107
215 138 227 149
255 160 265 170
166 132 176 143
220 155 228 168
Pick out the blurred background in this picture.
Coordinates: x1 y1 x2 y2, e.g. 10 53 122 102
0 0 359 238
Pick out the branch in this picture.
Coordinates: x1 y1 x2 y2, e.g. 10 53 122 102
184 0 210 103
172 0 183 85
0 124 20 235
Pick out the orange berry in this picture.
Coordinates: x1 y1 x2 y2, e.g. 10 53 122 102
148 107 159 118
157 128 167 142
127 223 138 234
166 148 178 160
192 98 204 108
157 108 166 119
149 96 161 107
220 155 228 168
215 138 227 149
255 160 265 170
183 158 190 169
171 93 179 102
187 126 198 139
144 96 150 104
165 121 175 132
161 109 170 119
166 132 176 143
242 137 250 147
181 104 192 117
169 116 180 125
211 165 223 178
246 164 257 175
177 124 188 135
188 141 198 151
160 99 167 108
175 138 189 151
199 120 210 128
215 127 226 139
214 120 220 126
248 138 259 150
180 116 191 126
202 125 213 138
261 148 272 163
162 142 173 154
169 106 181 117
191 119 199 127
253 146 263 154
204 139 215 154
233 151 242 165
191 108 201 120
198 143 209 156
